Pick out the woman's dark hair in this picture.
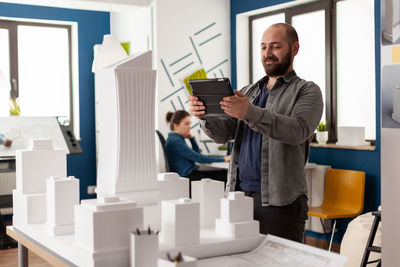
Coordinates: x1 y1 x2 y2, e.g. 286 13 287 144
166 110 190 130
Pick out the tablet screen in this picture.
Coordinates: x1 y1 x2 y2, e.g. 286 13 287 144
189 78 234 115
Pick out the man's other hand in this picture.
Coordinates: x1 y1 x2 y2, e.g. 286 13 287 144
189 96 206 118
220 90 250 120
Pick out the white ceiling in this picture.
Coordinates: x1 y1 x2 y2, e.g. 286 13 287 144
0 0 152 12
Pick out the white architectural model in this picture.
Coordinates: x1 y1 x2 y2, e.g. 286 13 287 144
158 173 189 201
13 139 66 226
392 85 400 123
191 178 224 228
45 176 79 236
384 0 400 43
75 196 143 266
161 198 200 246
216 192 259 238
96 51 158 204
16 139 66 194
12 47 265 266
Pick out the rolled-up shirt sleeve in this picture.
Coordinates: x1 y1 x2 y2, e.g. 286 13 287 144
244 82 323 145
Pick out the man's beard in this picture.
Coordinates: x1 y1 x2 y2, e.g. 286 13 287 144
262 50 292 77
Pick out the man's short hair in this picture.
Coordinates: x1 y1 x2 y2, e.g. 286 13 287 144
271 23 299 46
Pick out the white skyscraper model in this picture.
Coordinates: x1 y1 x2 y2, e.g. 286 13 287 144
96 51 158 204
191 179 224 228
45 176 79 236
13 139 66 226
216 192 259 238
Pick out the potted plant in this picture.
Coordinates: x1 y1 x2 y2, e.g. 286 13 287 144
316 122 328 144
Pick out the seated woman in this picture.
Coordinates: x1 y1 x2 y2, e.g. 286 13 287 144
165 110 230 182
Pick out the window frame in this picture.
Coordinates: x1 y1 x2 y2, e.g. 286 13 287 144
248 0 347 142
0 19 73 127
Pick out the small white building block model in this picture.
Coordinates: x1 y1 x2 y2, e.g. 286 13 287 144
130 229 159 267
191 179 224 228
16 139 66 194
392 85 400 123
74 196 143 257
161 198 200 247
13 139 66 227
215 192 259 238
45 176 79 236
158 254 197 267
13 190 46 225
157 173 189 201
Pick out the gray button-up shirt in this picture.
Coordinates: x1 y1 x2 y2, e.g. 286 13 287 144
199 71 323 206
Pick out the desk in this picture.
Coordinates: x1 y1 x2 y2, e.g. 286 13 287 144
206 162 229 170
7 226 346 267
6 226 73 267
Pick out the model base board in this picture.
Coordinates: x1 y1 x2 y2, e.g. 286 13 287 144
12 224 264 266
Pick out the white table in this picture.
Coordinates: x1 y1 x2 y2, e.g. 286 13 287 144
7 226 346 267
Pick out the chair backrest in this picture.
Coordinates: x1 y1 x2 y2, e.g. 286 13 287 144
155 130 171 172
322 168 365 217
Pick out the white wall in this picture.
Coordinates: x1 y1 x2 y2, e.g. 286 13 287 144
154 0 231 170
381 1 400 265
110 6 153 56
109 0 231 171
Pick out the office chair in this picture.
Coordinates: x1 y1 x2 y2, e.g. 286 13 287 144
155 130 171 172
308 168 365 251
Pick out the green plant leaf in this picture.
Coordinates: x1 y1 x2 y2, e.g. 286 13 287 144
317 122 327 132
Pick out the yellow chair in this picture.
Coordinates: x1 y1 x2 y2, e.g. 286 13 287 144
308 168 365 251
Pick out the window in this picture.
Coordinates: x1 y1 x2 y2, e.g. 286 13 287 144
249 0 375 141
0 20 73 127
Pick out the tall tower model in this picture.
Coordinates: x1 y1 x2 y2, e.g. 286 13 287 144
96 51 158 203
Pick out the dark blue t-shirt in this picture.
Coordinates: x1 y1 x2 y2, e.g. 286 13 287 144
238 84 269 192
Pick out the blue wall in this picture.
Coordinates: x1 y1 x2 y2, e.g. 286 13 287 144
0 3 110 200
230 0 381 242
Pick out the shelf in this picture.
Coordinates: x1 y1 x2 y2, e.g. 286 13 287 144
310 142 376 151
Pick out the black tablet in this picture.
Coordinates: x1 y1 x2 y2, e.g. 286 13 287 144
189 78 234 115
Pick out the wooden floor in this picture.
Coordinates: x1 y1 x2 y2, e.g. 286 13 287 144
0 236 340 267
0 248 52 267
